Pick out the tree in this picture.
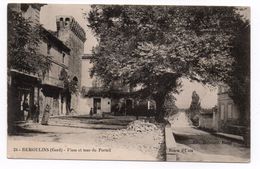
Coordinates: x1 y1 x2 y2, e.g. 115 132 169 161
87 5 248 122
228 23 250 126
8 8 51 75
189 91 201 112
164 93 179 118
188 91 201 126
59 68 78 114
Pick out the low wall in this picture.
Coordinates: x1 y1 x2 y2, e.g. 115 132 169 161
165 125 177 161
199 114 214 130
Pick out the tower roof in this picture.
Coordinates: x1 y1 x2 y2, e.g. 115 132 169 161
56 15 86 42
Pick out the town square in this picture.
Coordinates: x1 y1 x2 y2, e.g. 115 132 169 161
7 4 250 162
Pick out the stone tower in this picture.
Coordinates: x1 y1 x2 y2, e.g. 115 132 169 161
56 15 86 113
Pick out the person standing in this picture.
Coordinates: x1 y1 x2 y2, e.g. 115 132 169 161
32 103 40 123
22 99 29 122
89 107 93 117
41 104 51 125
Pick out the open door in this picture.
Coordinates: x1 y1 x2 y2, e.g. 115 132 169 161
93 98 101 114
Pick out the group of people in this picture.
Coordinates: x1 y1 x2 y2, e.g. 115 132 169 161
22 99 51 125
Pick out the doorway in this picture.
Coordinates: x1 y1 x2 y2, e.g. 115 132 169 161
93 98 101 114
17 87 33 120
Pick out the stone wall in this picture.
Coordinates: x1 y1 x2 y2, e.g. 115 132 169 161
56 16 86 113
199 114 213 130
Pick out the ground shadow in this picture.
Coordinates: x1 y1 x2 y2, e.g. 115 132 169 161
48 124 127 130
51 116 133 126
174 132 224 144
78 120 130 126
173 129 249 159
8 125 51 136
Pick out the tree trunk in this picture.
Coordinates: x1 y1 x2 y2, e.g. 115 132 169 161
154 96 166 123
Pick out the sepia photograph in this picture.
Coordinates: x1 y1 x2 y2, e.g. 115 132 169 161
7 3 250 162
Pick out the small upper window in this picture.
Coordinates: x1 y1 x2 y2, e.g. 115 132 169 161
47 44 51 55
65 18 70 26
62 53 65 63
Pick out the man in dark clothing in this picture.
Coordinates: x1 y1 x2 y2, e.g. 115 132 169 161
32 103 40 123
22 99 29 122
89 108 93 117
41 104 50 125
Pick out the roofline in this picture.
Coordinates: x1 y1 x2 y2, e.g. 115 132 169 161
41 27 71 53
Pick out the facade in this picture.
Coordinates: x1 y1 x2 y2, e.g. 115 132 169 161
8 4 46 122
56 15 86 113
39 28 71 116
214 84 243 135
199 84 249 135
8 4 85 124
79 54 153 116
79 54 120 115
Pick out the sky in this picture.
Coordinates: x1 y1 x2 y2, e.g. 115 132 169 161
40 4 97 54
40 4 218 109
173 78 218 109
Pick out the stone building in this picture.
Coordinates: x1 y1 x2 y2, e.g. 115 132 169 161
214 84 246 135
8 4 85 124
78 54 111 115
55 16 86 113
79 54 125 115
8 4 47 122
79 54 153 116
39 28 71 116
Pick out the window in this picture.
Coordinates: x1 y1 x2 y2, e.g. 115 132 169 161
62 53 65 63
232 106 239 119
47 44 51 55
65 18 70 26
93 98 101 113
220 104 225 120
227 104 232 119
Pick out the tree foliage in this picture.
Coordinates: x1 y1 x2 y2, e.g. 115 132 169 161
59 68 79 114
8 8 51 75
228 23 250 125
164 93 179 118
87 5 249 122
59 68 78 94
189 91 201 112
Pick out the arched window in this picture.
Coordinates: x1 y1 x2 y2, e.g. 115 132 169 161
65 18 70 26
73 76 78 83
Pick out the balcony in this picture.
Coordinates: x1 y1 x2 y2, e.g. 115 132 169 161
42 76 64 88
